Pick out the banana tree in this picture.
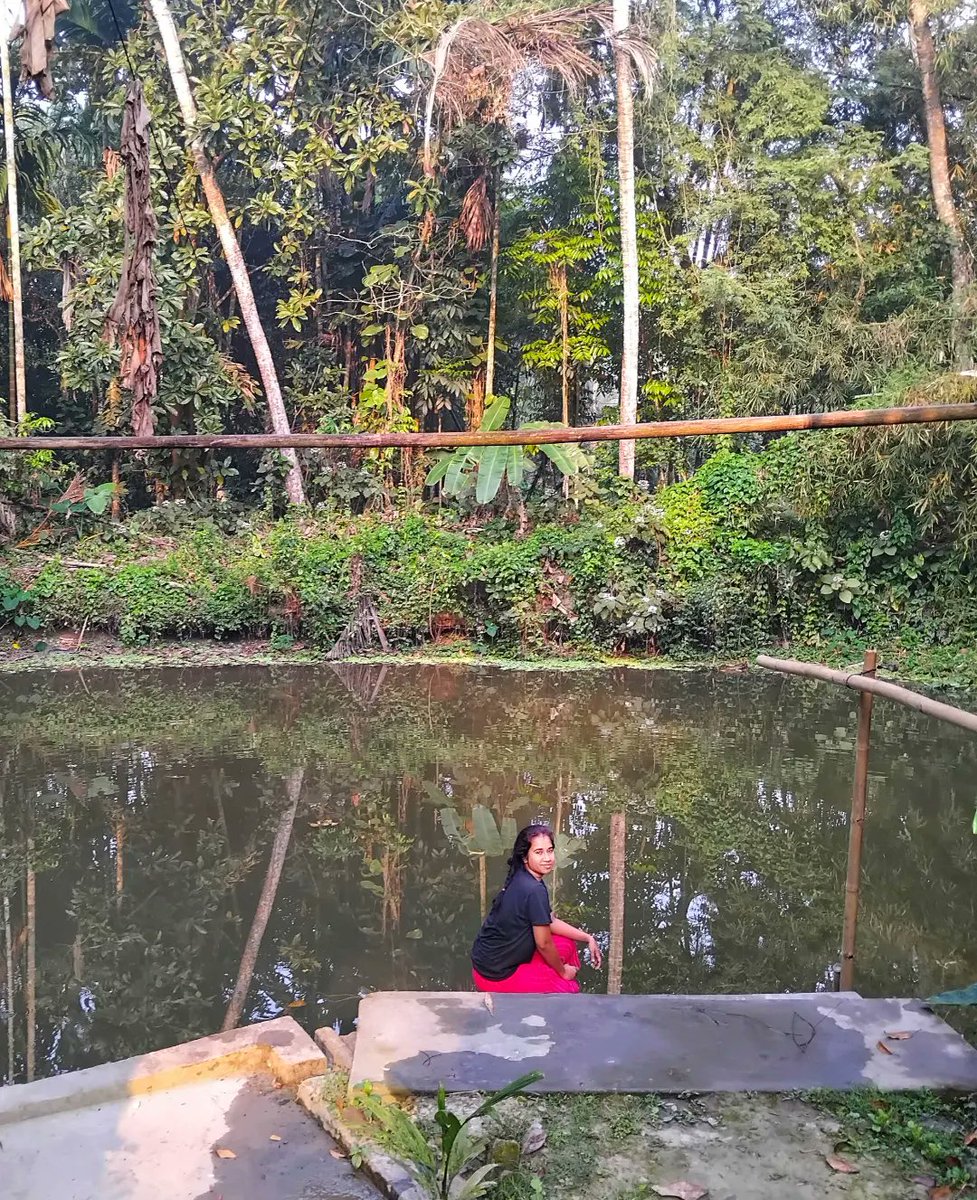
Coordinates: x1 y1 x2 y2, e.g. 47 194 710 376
441 804 516 918
425 395 587 504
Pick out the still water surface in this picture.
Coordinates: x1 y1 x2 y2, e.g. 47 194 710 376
0 663 975 1084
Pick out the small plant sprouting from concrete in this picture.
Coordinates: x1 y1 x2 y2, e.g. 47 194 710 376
353 1071 544 1199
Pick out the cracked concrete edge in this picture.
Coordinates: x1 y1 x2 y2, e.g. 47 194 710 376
297 1074 428 1200
0 1016 328 1128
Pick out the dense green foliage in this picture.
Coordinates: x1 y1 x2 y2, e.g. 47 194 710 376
0 0 976 662
6 432 977 682
0 0 973 516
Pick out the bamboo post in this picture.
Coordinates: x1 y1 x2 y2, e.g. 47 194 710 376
607 810 626 995
840 650 877 992
3 892 13 1083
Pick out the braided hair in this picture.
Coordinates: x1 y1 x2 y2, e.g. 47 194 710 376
488 823 555 915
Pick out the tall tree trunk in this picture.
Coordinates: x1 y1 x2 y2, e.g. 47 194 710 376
484 198 501 405
7 283 14 422
614 0 640 478
221 767 303 1031
607 811 626 994
146 0 306 504
909 0 973 368
2 39 26 424
554 264 570 425
3 892 13 1083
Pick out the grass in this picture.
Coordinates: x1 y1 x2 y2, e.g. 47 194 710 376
808 1088 977 1188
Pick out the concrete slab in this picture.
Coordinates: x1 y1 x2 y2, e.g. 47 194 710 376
350 991 977 1095
3 1073 380 1200
0 1015 324 1127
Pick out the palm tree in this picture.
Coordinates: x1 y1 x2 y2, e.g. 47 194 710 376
614 0 639 478
420 4 655 430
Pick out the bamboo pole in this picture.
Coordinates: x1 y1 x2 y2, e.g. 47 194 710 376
25 844 35 1083
1 35 26 423
3 400 977 453
607 810 626 995
3 892 13 1083
840 650 877 991
221 767 303 1031
755 655 977 735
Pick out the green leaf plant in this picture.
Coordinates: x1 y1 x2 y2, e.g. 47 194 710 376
425 397 587 505
353 1070 543 1199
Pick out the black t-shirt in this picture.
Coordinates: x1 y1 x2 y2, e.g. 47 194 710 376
471 867 553 981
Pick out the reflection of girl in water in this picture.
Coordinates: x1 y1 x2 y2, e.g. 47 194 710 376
471 823 602 993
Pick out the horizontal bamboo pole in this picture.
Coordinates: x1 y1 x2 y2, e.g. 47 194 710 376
756 655 977 735
2 401 977 452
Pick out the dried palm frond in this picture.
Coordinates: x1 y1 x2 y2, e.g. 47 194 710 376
103 148 121 180
458 172 493 252
220 354 260 409
422 4 658 170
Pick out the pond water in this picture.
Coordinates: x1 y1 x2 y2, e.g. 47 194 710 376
0 662 975 1085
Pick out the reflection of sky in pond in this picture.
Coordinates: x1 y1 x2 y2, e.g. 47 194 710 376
0 662 975 1082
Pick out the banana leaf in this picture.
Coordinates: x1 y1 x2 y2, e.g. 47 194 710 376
475 444 508 504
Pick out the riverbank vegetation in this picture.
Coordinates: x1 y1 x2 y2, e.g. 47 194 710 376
2 0 977 681
6 433 977 685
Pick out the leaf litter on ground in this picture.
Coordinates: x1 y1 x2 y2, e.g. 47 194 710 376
521 1119 547 1155
825 1154 859 1173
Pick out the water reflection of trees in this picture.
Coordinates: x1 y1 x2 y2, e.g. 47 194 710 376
1 665 975 1082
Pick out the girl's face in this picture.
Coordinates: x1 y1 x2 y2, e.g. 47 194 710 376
525 834 556 877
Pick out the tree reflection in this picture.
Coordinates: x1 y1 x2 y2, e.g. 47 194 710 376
0 663 975 1081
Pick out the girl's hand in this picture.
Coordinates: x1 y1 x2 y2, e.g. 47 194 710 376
587 937 603 969
562 964 579 982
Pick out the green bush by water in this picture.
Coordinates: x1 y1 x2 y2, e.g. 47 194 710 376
4 443 977 682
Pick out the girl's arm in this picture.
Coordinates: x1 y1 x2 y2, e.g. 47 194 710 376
550 918 603 969
534 925 578 980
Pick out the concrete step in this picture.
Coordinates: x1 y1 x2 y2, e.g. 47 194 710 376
350 991 977 1095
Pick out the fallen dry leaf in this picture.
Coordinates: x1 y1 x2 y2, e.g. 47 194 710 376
651 1182 708 1200
269 1135 282 1142
885 1030 913 1040
329 1149 347 1160
521 1119 547 1156
825 1155 859 1174
964 1129 977 1147
876 1040 894 1055
215 1147 237 1160
928 1187 954 1200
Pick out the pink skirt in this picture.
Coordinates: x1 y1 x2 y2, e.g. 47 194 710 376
472 934 581 994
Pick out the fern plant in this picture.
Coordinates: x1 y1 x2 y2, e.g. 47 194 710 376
425 396 586 504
